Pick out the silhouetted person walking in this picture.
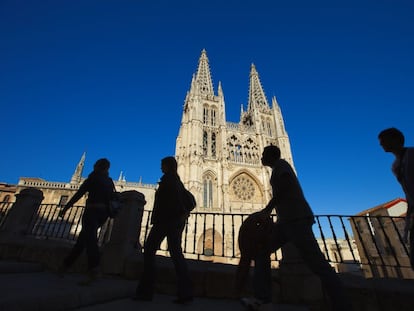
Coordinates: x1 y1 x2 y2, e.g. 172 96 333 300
379 127 414 269
135 156 193 304
240 145 352 311
58 158 114 285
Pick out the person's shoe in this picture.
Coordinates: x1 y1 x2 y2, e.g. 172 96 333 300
172 297 193 305
240 297 273 311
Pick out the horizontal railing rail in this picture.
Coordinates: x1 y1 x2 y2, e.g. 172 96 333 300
0 201 411 278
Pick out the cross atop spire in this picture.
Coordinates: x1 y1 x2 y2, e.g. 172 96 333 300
247 63 269 111
195 49 214 96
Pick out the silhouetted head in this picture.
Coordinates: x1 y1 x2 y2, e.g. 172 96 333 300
161 156 178 174
93 158 110 173
261 145 281 167
378 127 405 153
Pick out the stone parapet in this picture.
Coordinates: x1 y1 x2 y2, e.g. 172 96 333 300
101 190 146 275
0 188 44 241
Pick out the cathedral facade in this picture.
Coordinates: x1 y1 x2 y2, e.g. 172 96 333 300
175 49 294 214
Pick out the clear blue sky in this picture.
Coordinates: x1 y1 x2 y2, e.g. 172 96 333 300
1 1 413 216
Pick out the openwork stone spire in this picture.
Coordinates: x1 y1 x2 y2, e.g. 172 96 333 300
247 64 269 111
195 49 214 96
70 152 85 184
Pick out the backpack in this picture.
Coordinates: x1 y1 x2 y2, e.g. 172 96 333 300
182 188 196 213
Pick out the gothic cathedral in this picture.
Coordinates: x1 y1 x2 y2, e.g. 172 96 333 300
175 49 294 214
12 49 295 219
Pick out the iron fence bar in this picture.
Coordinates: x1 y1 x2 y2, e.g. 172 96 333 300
212 213 216 256
350 217 374 271
390 216 410 256
193 214 198 257
365 216 387 265
376 216 402 272
51 205 62 238
43 204 55 239
70 206 83 242
231 214 236 258
221 214 225 257
342 216 358 262
202 213 207 255
143 210 151 246
315 216 330 261
0 202 13 228
329 216 344 263
183 215 189 253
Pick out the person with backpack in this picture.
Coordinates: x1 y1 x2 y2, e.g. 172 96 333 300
134 156 193 304
58 158 115 285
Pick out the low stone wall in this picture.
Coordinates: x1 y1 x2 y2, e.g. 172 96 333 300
1 238 414 311
2 188 414 310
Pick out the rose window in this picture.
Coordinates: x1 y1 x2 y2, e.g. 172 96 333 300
232 176 255 200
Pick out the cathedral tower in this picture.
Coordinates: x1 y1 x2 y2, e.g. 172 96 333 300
175 50 294 214
70 152 86 184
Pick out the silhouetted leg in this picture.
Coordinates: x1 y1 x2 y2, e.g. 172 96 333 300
83 210 107 270
253 223 286 303
136 224 166 299
253 250 272 303
167 220 192 299
288 223 352 311
84 220 100 270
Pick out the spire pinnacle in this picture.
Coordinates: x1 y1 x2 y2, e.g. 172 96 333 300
195 49 214 96
70 152 86 184
247 63 269 111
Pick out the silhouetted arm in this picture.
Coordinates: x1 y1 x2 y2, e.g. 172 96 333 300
59 179 89 217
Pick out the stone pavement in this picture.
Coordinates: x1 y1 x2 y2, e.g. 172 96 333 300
0 260 309 311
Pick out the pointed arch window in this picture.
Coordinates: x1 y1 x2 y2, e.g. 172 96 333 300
235 144 242 162
203 131 208 156
211 132 216 157
211 109 216 126
203 107 209 125
203 177 213 208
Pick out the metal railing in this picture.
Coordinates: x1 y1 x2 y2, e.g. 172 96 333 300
0 201 13 228
0 202 411 278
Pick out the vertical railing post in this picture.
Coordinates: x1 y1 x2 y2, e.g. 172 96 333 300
101 190 146 275
0 188 44 241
